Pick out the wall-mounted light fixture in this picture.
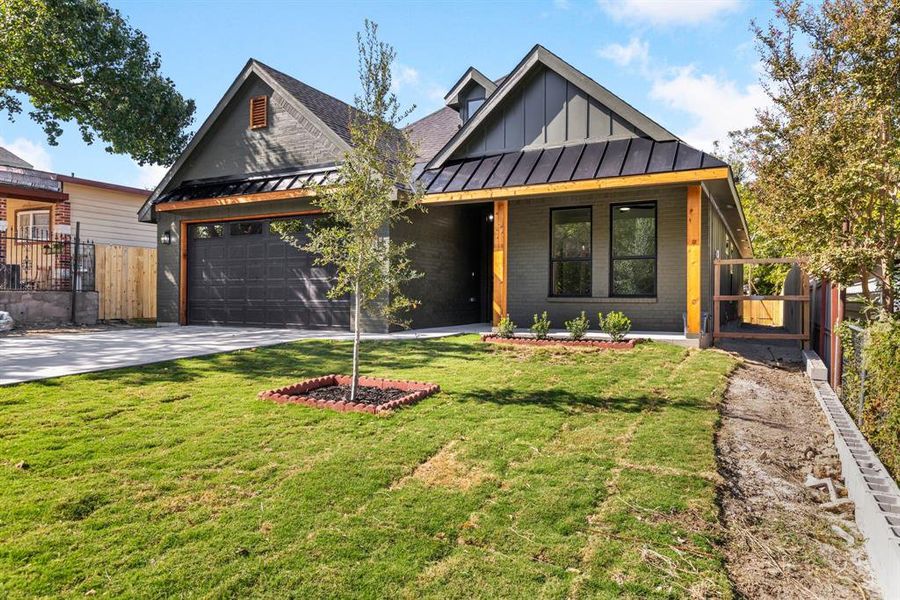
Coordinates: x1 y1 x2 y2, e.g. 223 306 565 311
160 231 173 245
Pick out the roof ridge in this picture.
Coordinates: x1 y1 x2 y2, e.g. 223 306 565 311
252 59 360 116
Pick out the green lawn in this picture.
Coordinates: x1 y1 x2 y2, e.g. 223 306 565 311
1 335 737 598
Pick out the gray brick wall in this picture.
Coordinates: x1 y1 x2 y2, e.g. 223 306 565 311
507 186 688 332
172 77 341 187
392 205 483 329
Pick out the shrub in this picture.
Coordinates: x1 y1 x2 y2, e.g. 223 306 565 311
564 311 590 340
598 311 631 342
531 311 551 339
839 313 900 479
496 314 516 338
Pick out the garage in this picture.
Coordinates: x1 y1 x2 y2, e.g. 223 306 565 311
186 216 349 328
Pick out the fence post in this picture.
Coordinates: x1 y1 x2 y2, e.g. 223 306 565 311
70 221 80 323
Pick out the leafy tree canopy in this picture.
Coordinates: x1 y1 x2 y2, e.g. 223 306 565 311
734 0 899 312
0 0 195 165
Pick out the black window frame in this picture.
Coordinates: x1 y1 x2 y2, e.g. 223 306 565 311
609 201 658 298
548 205 593 298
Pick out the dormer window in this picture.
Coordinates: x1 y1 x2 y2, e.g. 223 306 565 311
466 98 484 120
249 95 268 129
444 67 497 122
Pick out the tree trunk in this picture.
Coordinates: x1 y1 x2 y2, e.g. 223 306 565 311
881 256 895 315
350 279 361 402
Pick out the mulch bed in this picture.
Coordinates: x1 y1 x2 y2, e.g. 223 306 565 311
480 334 637 350
258 374 440 414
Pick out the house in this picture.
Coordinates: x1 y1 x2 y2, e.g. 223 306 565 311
0 147 153 324
138 45 748 342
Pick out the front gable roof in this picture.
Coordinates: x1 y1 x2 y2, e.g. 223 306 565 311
425 45 677 170
138 59 355 222
0 147 33 169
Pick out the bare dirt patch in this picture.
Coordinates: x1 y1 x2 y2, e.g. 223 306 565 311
394 440 492 491
717 350 879 598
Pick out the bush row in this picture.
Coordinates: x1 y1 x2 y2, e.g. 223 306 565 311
838 313 900 480
496 311 632 341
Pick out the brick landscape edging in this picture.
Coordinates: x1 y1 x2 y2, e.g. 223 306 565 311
480 334 637 350
258 374 440 414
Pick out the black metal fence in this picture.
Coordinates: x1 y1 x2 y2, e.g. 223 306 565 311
0 230 95 292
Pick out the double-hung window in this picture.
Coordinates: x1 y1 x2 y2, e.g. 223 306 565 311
16 209 51 239
550 207 591 297
610 203 657 297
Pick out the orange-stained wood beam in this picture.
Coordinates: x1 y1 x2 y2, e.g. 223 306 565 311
492 200 508 326
422 167 729 205
155 188 317 212
687 185 702 336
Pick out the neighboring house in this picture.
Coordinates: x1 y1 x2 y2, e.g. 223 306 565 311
139 45 748 341
0 147 153 324
0 148 153 247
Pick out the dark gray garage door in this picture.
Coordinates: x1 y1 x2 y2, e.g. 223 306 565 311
187 217 349 328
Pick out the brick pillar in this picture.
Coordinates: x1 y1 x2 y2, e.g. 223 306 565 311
0 196 6 263
54 199 71 235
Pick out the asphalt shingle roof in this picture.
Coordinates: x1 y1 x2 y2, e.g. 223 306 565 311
255 61 359 148
0 147 33 169
405 106 461 162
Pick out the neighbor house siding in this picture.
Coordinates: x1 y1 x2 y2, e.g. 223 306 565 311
171 77 342 188
392 204 483 329
506 186 687 331
65 183 154 247
457 65 644 159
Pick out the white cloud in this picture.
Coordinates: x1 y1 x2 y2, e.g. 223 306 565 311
554 0 571 9
133 162 168 190
391 64 421 91
649 65 767 150
598 0 742 26
0 136 53 171
598 37 649 68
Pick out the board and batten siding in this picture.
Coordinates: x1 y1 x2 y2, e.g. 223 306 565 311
65 182 155 248
457 65 645 160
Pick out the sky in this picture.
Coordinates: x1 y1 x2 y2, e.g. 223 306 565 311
0 0 776 190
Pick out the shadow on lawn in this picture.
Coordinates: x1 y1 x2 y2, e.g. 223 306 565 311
454 386 708 414
79 337 485 387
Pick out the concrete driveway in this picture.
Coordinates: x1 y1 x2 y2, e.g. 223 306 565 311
0 324 487 386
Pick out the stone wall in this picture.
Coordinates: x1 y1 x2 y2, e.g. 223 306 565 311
0 291 98 327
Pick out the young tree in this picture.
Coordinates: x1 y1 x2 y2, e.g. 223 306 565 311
0 0 195 165
734 0 899 313
272 20 423 401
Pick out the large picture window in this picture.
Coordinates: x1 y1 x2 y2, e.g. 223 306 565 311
610 203 656 297
550 207 591 297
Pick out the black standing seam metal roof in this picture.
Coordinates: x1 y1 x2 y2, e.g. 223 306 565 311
419 139 728 194
155 166 341 204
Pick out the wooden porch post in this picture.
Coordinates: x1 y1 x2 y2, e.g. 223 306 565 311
686 185 702 336
492 200 508 326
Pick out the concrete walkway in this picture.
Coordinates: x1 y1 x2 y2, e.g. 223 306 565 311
0 324 489 386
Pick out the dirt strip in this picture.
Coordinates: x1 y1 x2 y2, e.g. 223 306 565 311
716 344 880 599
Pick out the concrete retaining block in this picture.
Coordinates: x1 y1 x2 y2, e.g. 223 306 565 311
802 349 828 381
804 350 900 598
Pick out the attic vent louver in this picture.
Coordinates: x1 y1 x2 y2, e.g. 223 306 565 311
249 95 268 129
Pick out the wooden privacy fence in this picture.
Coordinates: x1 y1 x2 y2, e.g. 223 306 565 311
713 257 809 343
741 299 784 327
95 244 157 320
